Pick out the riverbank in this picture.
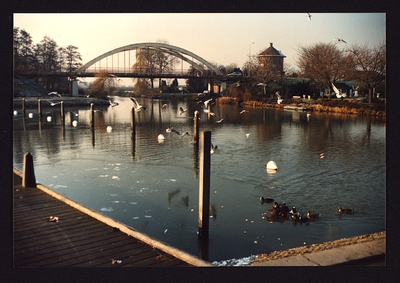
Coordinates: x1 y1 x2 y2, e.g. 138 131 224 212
250 231 385 266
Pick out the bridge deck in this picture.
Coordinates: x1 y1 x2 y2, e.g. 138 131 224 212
13 173 195 267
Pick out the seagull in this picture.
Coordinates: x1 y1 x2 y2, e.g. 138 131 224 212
245 133 251 139
240 110 249 114
166 126 180 135
130 97 146 111
48 91 61 97
333 38 347 43
276 92 283 104
162 104 168 108
210 143 218 155
306 13 312 21
179 107 188 115
214 118 224 124
203 98 213 108
71 111 79 117
203 109 216 117
108 100 119 107
181 132 190 137
47 100 61 106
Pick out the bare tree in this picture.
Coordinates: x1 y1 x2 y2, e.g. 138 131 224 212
296 42 351 99
348 43 386 103
13 27 33 70
90 70 118 98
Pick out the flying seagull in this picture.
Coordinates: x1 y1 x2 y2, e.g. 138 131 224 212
108 99 119 107
240 110 249 114
203 109 216 117
214 118 224 124
130 97 146 111
333 38 347 43
166 126 181 135
203 98 213 108
306 13 312 21
210 143 218 155
179 107 188 115
47 100 61 106
48 91 61 97
162 104 168 108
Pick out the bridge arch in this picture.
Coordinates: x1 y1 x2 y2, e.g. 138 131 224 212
75 42 221 76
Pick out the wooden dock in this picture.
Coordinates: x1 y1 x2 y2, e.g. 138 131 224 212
13 171 212 267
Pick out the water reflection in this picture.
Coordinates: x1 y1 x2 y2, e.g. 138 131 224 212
13 97 386 262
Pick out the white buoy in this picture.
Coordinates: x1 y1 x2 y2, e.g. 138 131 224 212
47 116 52 122
72 120 78 127
107 126 113 132
266 161 278 170
28 113 33 118
13 110 18 115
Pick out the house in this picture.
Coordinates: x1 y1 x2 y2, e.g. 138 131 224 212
257 43 286 80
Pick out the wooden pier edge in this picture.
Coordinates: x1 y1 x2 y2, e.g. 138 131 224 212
13 168 214 267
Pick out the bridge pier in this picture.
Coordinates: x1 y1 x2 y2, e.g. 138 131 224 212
69 78 79 97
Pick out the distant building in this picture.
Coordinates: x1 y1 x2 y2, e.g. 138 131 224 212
257 43 286 80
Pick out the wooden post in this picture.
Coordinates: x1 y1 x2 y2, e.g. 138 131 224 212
22 98 25 114
90 103 94 129
22 152 36 188
198 131 211 239
193 110 199 144
60 101 65 126
37 99 42 118
131 107 136 137
90 103 95 146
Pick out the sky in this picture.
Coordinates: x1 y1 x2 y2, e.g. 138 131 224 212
14 13 385 76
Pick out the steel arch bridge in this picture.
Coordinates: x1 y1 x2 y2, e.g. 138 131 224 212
75 42 221 77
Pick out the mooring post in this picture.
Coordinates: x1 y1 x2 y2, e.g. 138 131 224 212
22 98 25 114
37 99 42 118
90 103 94 129
60 101 65 126
198 131 211 239
131 107 136 137
193 110 199 144
22 152 36 188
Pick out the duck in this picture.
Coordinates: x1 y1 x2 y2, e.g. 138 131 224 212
337 207 354 213
291 212 308 223
306 210 321 219
260 197 274 204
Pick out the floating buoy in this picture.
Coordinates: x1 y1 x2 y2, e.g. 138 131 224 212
72 120 78 127
107 126 113 132
266 161 278 170
28 113 33 118
13 110 18 116
47 116 52 122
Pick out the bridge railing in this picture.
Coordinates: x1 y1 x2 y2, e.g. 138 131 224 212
82 67 219 77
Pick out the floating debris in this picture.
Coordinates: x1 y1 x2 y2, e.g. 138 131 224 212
111 259 122 264
100 207 113 212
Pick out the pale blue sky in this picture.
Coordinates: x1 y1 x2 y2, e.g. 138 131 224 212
14 13 385 71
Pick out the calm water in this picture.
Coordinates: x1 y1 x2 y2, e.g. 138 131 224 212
13 96 386 264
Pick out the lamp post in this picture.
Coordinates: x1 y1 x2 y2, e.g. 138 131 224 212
249 42 255 77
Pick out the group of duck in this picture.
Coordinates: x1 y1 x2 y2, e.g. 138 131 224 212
260 197 354 223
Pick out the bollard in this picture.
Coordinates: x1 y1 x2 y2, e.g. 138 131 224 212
60 101 65 126
22 152 36 188
38 99 42 118
198 131 211 239
193 110 199 144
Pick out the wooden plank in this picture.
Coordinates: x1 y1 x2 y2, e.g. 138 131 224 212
13 171 207 267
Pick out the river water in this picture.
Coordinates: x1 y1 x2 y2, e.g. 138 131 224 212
13 96 386 264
